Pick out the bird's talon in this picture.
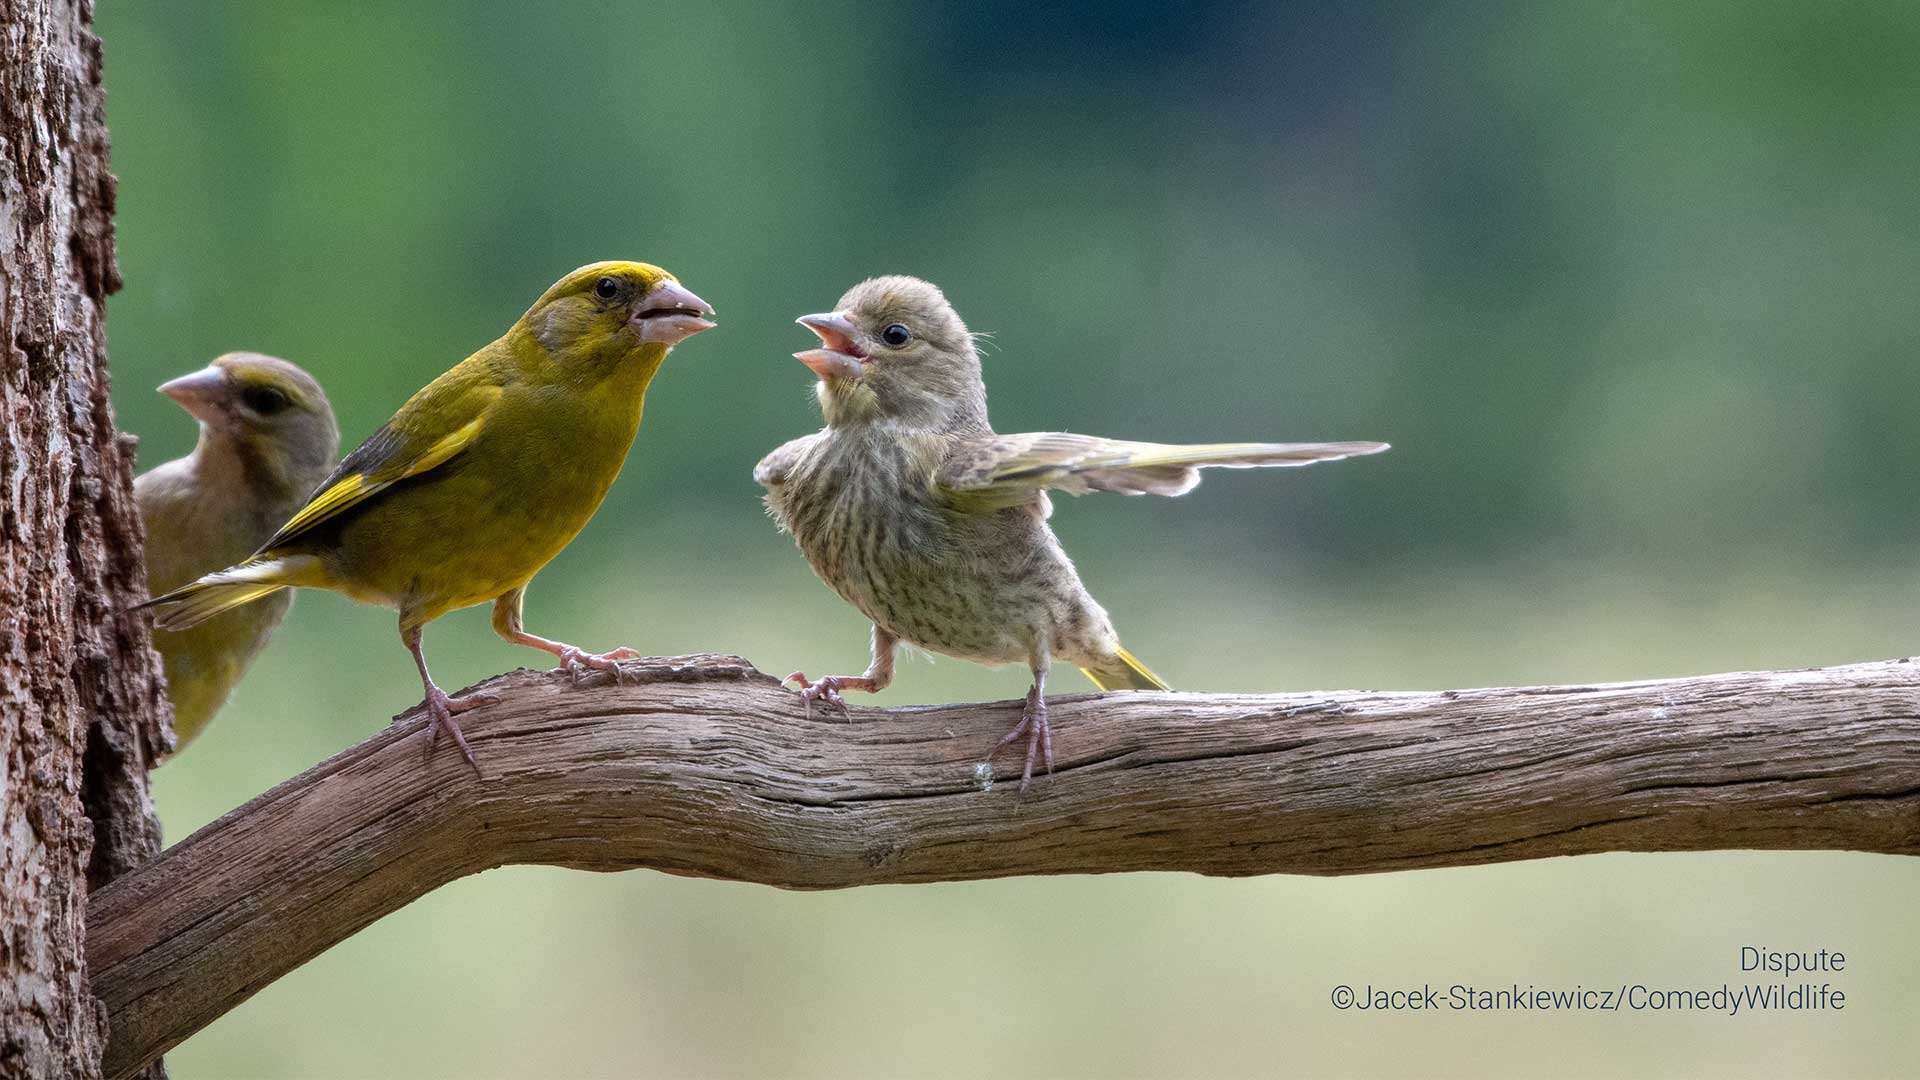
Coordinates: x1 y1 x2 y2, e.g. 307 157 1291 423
785 671 815 718
552 644 639 684
419 689 482 776
786 672 859 719
787 664 864 714
988 689 1051 794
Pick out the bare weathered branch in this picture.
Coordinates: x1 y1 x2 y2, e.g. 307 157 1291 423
88 653 1920 1078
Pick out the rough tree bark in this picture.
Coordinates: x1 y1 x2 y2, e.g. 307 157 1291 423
1 2 169 1079
86 653 1920 1079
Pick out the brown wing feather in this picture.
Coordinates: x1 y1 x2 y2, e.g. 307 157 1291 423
937 433 1387 511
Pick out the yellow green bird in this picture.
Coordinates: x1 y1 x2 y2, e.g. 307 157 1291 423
142 262 715 769
137 354 340 754
757 276 1387 790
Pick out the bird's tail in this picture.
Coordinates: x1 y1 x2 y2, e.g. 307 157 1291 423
1080 646 1170 691
138 555 315 631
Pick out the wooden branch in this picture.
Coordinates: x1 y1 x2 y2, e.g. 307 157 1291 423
88 653 1920 1078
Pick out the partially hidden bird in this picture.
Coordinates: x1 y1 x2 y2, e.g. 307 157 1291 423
137 353 340 755
142 262 715 770
755 276 1387 790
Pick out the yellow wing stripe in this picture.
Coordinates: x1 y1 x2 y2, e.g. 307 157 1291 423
995 441 1375 482
269 473 373 542
260 405 492 550
1110 442 1267 469
991 442 1267 483
413 411 491 473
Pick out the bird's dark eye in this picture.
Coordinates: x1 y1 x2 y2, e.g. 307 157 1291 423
240 385 290 415
881 323 912 347
594 276 620 300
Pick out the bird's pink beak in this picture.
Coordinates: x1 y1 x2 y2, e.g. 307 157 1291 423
157 366 229 427
631 280 716 346
794 312 865 380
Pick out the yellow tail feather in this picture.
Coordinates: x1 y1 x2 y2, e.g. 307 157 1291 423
140 578 288 631
1080 646 1170 691
138 555 316 631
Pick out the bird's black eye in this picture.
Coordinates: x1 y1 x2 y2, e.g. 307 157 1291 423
881 323 912 347
594 276 620 300
240 385 290 415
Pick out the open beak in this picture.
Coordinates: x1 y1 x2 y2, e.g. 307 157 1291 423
157 367 229 427
794 312 865 381
631 280 716 346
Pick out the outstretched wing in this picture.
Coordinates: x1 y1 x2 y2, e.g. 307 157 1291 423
936 433 1387 512
257 367 501 552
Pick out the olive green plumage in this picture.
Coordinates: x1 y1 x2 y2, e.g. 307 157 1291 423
142 261 716 769
756 275 1387 789
136 353 340 755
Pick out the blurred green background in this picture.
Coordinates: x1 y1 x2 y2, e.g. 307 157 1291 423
100 1 1918 1077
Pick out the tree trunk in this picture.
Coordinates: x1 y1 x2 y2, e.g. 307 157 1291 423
1 2 169 1078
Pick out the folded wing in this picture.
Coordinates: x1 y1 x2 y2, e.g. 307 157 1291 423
753 433 821 491
256 372 501 553
139 367 503 632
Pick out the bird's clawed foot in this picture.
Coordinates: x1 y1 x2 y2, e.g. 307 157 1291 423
551 643 642 683
992 685 1053 793
784 672 876 718
420 685 493 775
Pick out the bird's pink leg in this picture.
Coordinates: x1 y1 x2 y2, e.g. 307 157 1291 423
491 588 639 679
786 625 896 717
785 672 881 716
402 624 492 775
511 630 640 676
991 654 1053 793
993 676 1053 793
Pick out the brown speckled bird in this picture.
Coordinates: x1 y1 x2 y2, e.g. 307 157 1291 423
755 276 1388 790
